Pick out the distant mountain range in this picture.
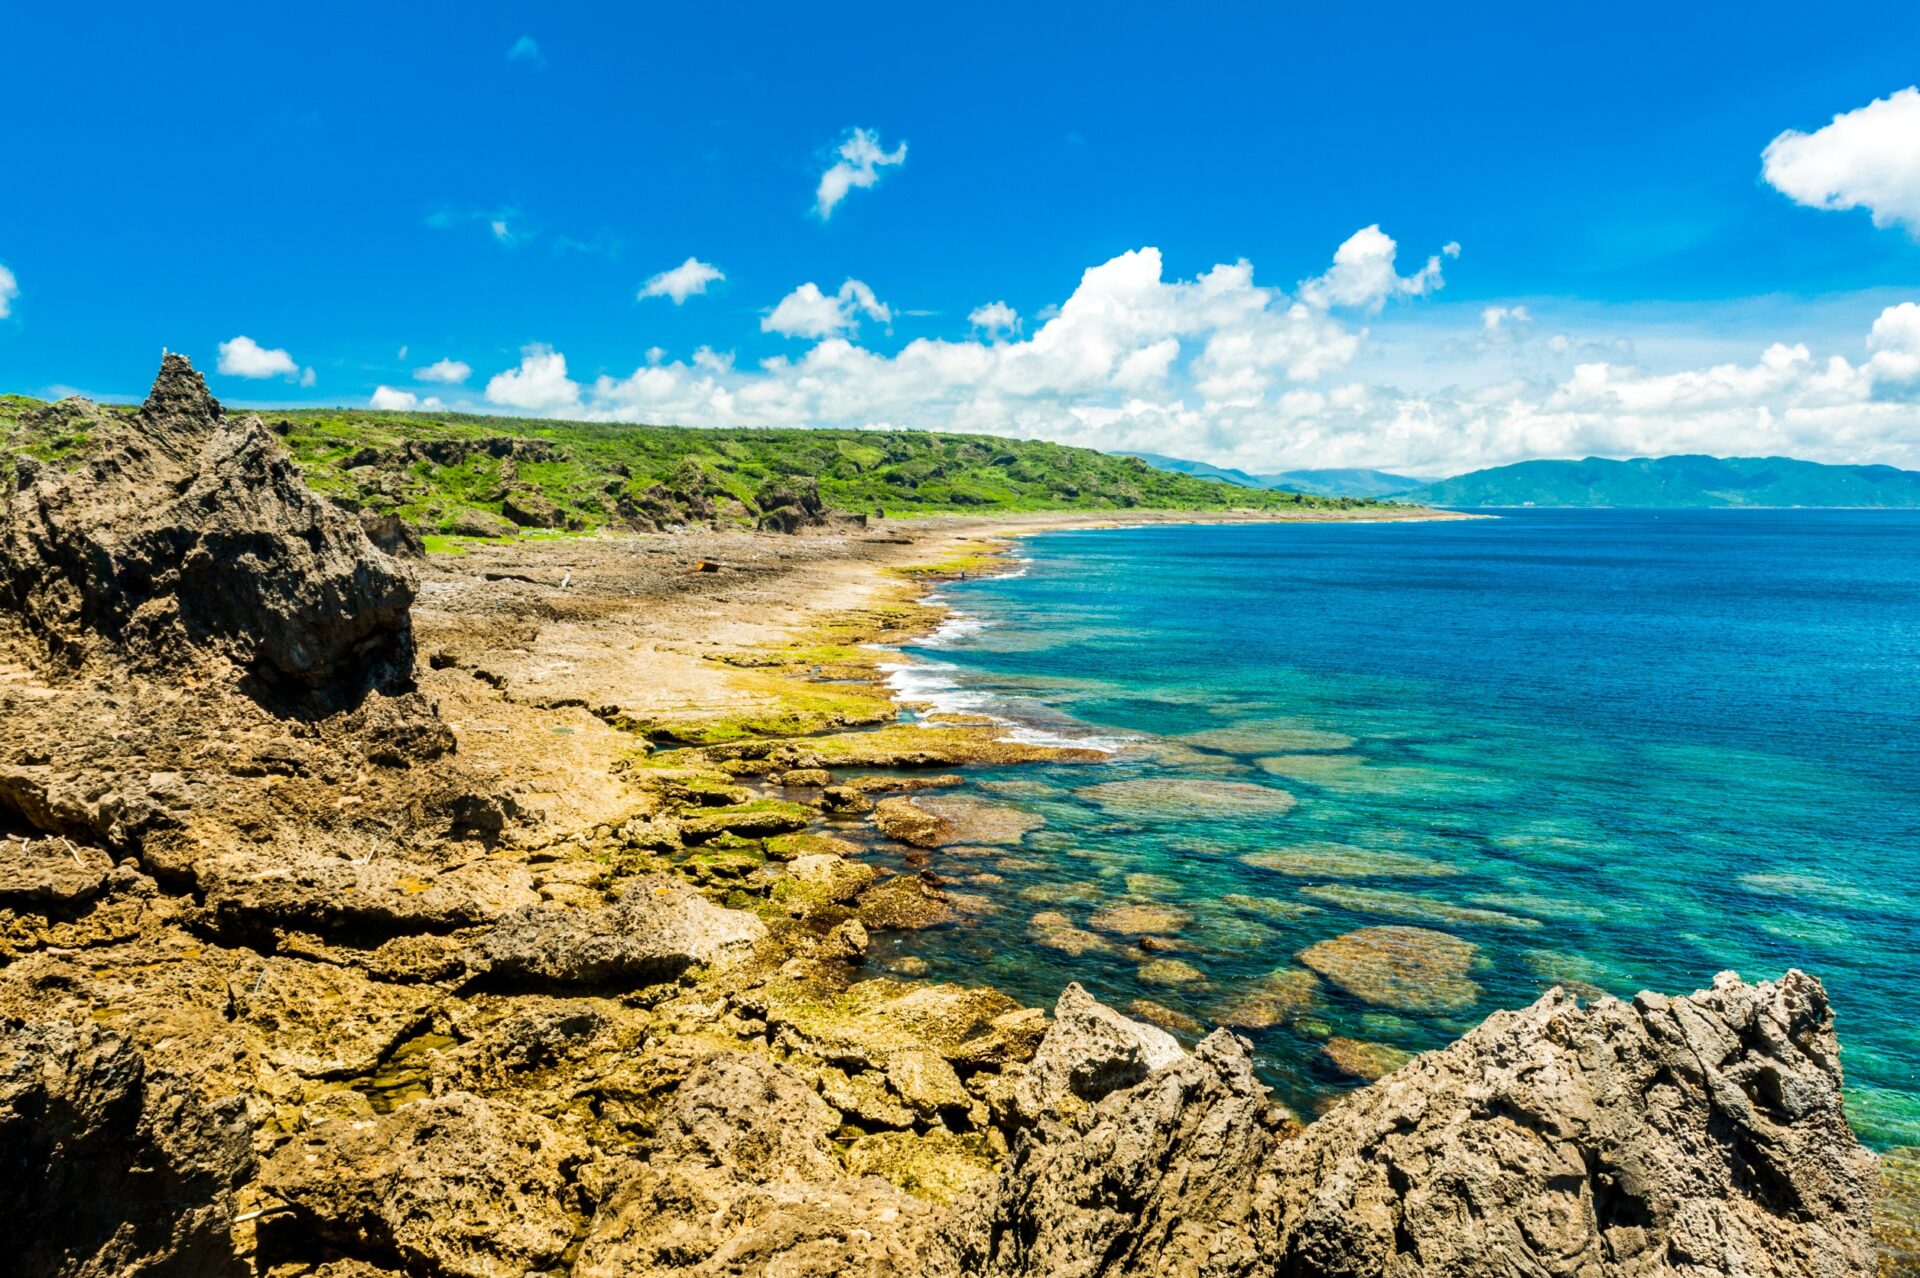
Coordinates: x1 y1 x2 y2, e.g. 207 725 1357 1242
1123 451 1920 507
1117 454 1434 498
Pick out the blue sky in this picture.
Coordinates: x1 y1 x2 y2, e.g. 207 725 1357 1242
5 1 1920 472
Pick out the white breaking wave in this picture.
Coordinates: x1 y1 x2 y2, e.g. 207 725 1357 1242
873 652 1135 754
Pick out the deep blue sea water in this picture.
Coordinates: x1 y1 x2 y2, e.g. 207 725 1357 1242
875 510 1920 1147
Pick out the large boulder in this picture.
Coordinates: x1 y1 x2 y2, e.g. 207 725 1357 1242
921 973 1878 1278
1271 969 1878 1277
926 1028 1282 1277
0 1020 254 1278
0 354 416 702
1012 981 1186 1120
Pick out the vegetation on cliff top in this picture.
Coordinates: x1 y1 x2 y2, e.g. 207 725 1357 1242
0 395 1375 532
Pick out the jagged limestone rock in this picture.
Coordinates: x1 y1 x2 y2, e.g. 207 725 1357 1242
0 1020 254 1278
0 355 416 702
262 1091 584 1278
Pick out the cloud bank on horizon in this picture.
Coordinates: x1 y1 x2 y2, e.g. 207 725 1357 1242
355 83 1920 475
436 222 1920 475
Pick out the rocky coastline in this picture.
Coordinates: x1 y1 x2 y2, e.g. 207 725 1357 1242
0 357 1896 1276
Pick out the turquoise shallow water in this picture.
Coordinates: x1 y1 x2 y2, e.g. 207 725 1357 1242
870 510 1920 1147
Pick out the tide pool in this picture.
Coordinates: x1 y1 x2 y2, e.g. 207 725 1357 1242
874 510 1920 1146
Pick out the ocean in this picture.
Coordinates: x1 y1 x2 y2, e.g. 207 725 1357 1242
873 509 1920 1147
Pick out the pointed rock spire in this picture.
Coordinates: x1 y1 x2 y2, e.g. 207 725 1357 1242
140 352 224 429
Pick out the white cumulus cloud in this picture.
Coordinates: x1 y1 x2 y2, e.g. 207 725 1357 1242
640 257 725 304
1298 226 1458 312
217 335 314 385
763 279 892 339
485 343 581 411
969 301 1021 339
410 226 1920 476
0 263 17 318
815 127 907 220
1763 87 1920 235
371 386 444 412
416 358 471 384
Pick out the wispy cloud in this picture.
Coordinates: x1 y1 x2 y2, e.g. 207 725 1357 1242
1763 86 1920 236
426 206 529 247
0 262 17 318
639 257 725 304
815 127 907 220
507 36 545 68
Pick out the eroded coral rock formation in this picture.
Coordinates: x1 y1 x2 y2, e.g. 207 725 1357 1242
0 1021 255 1277
923 972 1879 1278
0 354 416 702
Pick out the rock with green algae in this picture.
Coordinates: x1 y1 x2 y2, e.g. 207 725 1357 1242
844 1130 999 1205
771 853 880 917
1300 882 1543 929
1296 925 1483 1014
1240 841 1460 879
476 874 767 987
677 797 813 841
749 976 1045 1072
1320 1036 1414 1081
1074 777 1296 820
262 1091 584 1278
854 873 958 931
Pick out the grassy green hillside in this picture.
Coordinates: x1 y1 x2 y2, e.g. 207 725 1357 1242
1404 454 1920 508
0 395 1374 533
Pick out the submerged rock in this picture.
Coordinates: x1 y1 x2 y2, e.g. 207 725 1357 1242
1088 901 1194 935
1075 778 1296 820
1299 882 1543 929
1296 924 1483 1013
1318 1036 1413 1081
0 356 416 702
1240 841 1460 878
